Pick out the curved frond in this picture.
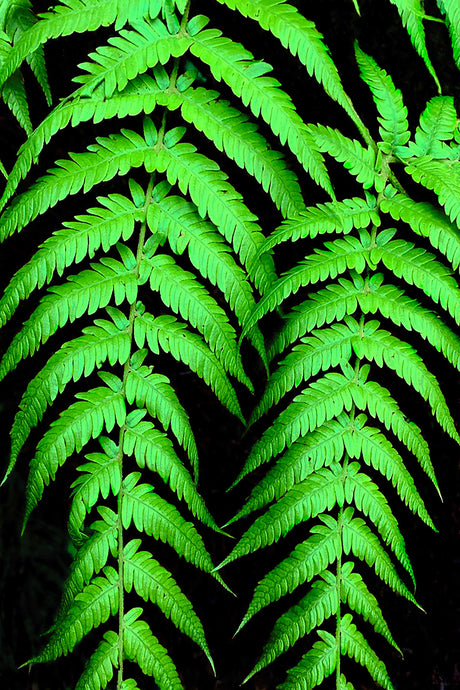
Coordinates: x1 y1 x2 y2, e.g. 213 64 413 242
340 614 394 690
405 156 460 227
75 629 118 690
189 27 333 197
437 0 460 67
278 630 337 690
134 312 244 422
405 96 457 158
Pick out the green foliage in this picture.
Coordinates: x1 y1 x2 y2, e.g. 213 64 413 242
0 1 458 689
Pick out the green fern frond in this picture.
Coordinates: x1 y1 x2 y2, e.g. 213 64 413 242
342 509 419 606
0 260 137 380
72 17 190 98
220 515 342 621
122 473 224 584
123 539 213 668
347 416 436 519
306 124 379 190
0 0 162 89
242 236 372 336
123 609 183 690
177 85 305 218
122 416 219 530
405 96 457 157
31 565 119 662
340 613 394 690
380 191 460 269
0 29 32 132
379 239 460 321
268 277 362 359
226 465 344 562
75 629 118 690
0 195 139 326
344 462 414 581
244 575 338 681
140 252 252 389
341 561 400 652
5 317 129 482
153 137 277 294
24 386 126 525
278 629 337 690
250 320 355 424
149 191 266 360
233 371 355 486
263 196 379 251
134 312 244 422
404 156 460 226
437 0 460 67
388 0 440 91
189 28 333 197
214 0 365 133
355 43 410 153
68 451 121 538
64 511 118 605
357 276 460 373
228 418 349 524
125 360 198 470
353 320 460 443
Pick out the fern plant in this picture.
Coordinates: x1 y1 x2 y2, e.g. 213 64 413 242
0 1 459 689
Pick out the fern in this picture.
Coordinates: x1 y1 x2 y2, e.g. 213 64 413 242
0 1 458 689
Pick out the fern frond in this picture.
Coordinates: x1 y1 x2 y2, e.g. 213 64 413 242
358 276 460 373
178 85 305 218
268 277 362 359
340 613 394 690
344 462 414 581
233 371 355 486
0 75 167 210
0 30 32 132
379 239 460 322
278 630 337 690
64 511 118 607
73 18 190 98
0 0 162 89
189 28 333 197
221 515 342 624
388 0 440 91
123 539 213 667
24 386 126 524
31 565 119 662
245 575 337 680
214 0 363 131
242 236 372 335
228 418 349 524
355 44 410 153
122 416 219 531
342 509 418 606
125 360 198 470
75 629 118 690
405 157 460 227
140 252 252 389
0 260 136 380
122 473 223 582
306 124 379 190
149 191 266 360
380 191 460 269
437 0 460 68
341 561 400 651
226 465 344 563
0 194 139 326
134 312 244 422
405 96 457 158
354 320 459 443
153 138 277 294
5 316 130 482
123 609 183 690
347 416 435 523
68 450 121 539
263 196 379 251
250 320 355 424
